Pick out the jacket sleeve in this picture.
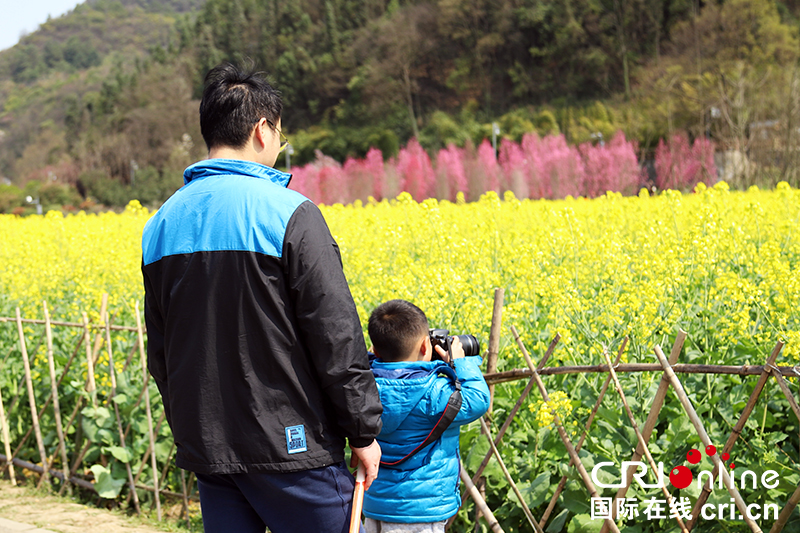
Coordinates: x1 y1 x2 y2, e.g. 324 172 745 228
141 259 172 426
428 356 490 425
283 201 383 447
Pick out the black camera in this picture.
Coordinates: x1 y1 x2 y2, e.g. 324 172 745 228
429 329 481 361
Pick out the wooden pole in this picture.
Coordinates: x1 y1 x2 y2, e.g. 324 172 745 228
82 312 97 408
486 288 504 416
687 340 784 530
180 469 190 528
460 465 505 533
484 362 800 384
511 325 620 533
769 483 800 533
42 302 70 493
602 330 687 533
16 307 49 485
12 330 83 463
541 338 627 529
654 345 763 533
0 316 141 332
126 410 166 506
471 334 560 486
601 347 689 532
0 376 16 485
105 306 141 516
448 334 561 531
769 363 800 422
136 301 162 521
479 417 544 533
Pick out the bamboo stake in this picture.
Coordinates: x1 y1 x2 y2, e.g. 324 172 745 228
687 340 784 530
159 441 176 488
769 483 800 533
16 307 49 485
542 338 627 529
42 302 70 493
654 345 762 533
486 288 504 416
769 363 800 422
479 417 544 533
126 410 166 506
12 330 83 463
180 469 190 528
0 453 94 491
105 308 141 516
484 362 799 384
0 316 141 332
136 301 162 521
511 325 621 533
82 312 97 408
69 440 91 478
601 347 689 533
460 465 504 533
471 334 561 486
602 330 687 533
0 378 16 485
448 334 561 531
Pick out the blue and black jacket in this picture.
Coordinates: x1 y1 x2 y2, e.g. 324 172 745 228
141 159 382 475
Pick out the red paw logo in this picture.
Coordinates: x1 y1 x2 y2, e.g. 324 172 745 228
669 445 733 489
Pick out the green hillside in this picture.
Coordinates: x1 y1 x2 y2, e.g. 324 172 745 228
1 0 800 211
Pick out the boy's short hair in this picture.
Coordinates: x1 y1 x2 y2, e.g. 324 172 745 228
368 300 429 362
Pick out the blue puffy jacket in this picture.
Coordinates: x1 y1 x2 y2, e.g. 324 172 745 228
363 356 490 523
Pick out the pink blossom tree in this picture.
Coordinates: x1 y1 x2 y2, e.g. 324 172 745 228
394 138 436 201
655 132 717 191
435 144 468 201
580 132 641 197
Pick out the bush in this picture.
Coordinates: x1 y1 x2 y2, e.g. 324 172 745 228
0 185 24 214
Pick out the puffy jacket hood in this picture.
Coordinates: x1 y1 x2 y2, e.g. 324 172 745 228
183 158 292 187
371 361 452 434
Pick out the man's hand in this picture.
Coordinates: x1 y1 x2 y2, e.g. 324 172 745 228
350 440 381 490
434 336 465 362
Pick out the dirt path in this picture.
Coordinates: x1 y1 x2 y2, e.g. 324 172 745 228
0 481 188 533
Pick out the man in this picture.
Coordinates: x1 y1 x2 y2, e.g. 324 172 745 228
141 62 382 533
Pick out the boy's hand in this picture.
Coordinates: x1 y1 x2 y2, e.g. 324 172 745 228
350 440 381 490
434 336 465 361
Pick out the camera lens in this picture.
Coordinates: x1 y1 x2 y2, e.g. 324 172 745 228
455 335 480 357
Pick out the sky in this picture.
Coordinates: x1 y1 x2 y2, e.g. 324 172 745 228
1 1 83 52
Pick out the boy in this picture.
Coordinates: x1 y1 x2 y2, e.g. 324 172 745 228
363 299 490 533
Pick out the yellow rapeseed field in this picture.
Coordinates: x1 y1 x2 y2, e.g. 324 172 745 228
1 183 798 368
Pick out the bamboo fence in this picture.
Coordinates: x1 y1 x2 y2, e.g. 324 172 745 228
0 288 797 533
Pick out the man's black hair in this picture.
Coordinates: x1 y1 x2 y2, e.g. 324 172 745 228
368 299 429 362
199 62 283 151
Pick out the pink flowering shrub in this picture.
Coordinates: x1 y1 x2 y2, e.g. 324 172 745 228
579 132 641 197
655 132 717 191
498 139 529 199
289 129 713 203
526 134 586 198
476 140 501 194
394 138 436 202
435 145 468 201
342 148 385 202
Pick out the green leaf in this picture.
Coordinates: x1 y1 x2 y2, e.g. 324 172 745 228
111 393 128 405
526 471 551 507
567 513 603 533
90 464 126 499
103 445 132 463
546 508 569 533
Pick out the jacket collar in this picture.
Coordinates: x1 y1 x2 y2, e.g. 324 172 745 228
183 158 292 187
